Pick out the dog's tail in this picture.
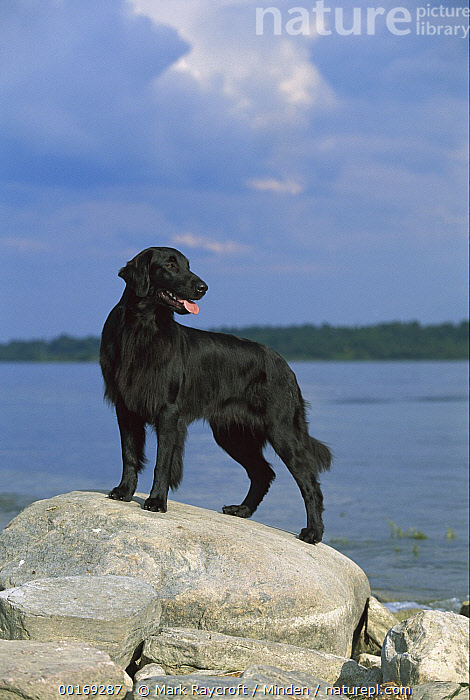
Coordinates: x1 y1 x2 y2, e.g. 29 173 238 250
310 436 332 473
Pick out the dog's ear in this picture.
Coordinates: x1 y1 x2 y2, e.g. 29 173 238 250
118 249 152 297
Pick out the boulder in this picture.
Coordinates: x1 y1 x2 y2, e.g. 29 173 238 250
460 601 469 618
354 596 399 655
133 672 348 699
366 597 400 650
242 665 350 698
0 491 370 657
355 653 381 669
363 667 382 686
0 639 131 699
382 611 469 685
134 663 167 681
412 682 469 700
0 575 160 667
142 627 370 686
242 665 384 697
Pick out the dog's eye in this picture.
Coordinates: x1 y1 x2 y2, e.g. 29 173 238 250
166 263 176 269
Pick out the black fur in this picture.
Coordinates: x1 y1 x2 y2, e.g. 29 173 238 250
100 246 332 544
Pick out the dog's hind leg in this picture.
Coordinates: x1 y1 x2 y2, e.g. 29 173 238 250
144 409 187 512
109 400 146 502
268 427 330 544
211 424 275 518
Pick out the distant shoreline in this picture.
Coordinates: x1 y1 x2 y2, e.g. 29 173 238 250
0 320 468 362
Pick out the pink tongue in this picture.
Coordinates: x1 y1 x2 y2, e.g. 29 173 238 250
183 299 199 315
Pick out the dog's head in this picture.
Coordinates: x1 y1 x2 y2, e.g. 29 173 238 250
118 247 208 315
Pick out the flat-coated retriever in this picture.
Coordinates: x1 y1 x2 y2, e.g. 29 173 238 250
100 247 332 544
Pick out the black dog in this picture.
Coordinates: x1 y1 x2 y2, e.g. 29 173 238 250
100 247 331 543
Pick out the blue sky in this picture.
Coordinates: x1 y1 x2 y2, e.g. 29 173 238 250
1 0 468 341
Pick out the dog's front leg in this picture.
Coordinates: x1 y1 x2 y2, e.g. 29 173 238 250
109 400 146 502
144 408 186 512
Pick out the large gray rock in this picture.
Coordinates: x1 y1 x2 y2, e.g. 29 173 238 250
133 672 349 699
142 627 370 686
412 682 469 700
382 611 469 685
241 666 349 698
0 491 370 656
367 597 400 652
355 653 381 669
0 639 132 699
354 596 399 656
134 663 167 681
0 575 160 667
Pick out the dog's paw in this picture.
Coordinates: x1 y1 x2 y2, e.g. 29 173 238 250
298 526 323 545
222 504 252 518
143 497 167 512
108 487 133 502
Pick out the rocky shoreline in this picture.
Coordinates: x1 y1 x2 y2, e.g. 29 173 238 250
0 491 468 700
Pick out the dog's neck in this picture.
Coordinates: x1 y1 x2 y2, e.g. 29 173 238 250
120 287 176 334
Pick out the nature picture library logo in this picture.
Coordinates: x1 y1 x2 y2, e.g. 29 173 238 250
255 1 470 38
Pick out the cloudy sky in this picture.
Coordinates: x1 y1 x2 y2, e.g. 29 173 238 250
0 0 468 341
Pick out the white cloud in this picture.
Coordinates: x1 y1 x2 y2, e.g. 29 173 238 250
129 0 337 126
172 233 250 254
246 177 304 195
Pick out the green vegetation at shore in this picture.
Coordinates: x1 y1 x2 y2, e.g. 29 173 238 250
0 321 467 362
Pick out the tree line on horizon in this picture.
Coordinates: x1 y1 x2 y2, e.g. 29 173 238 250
0 321 468 362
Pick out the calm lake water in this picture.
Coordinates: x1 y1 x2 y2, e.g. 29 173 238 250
0 361 468 610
